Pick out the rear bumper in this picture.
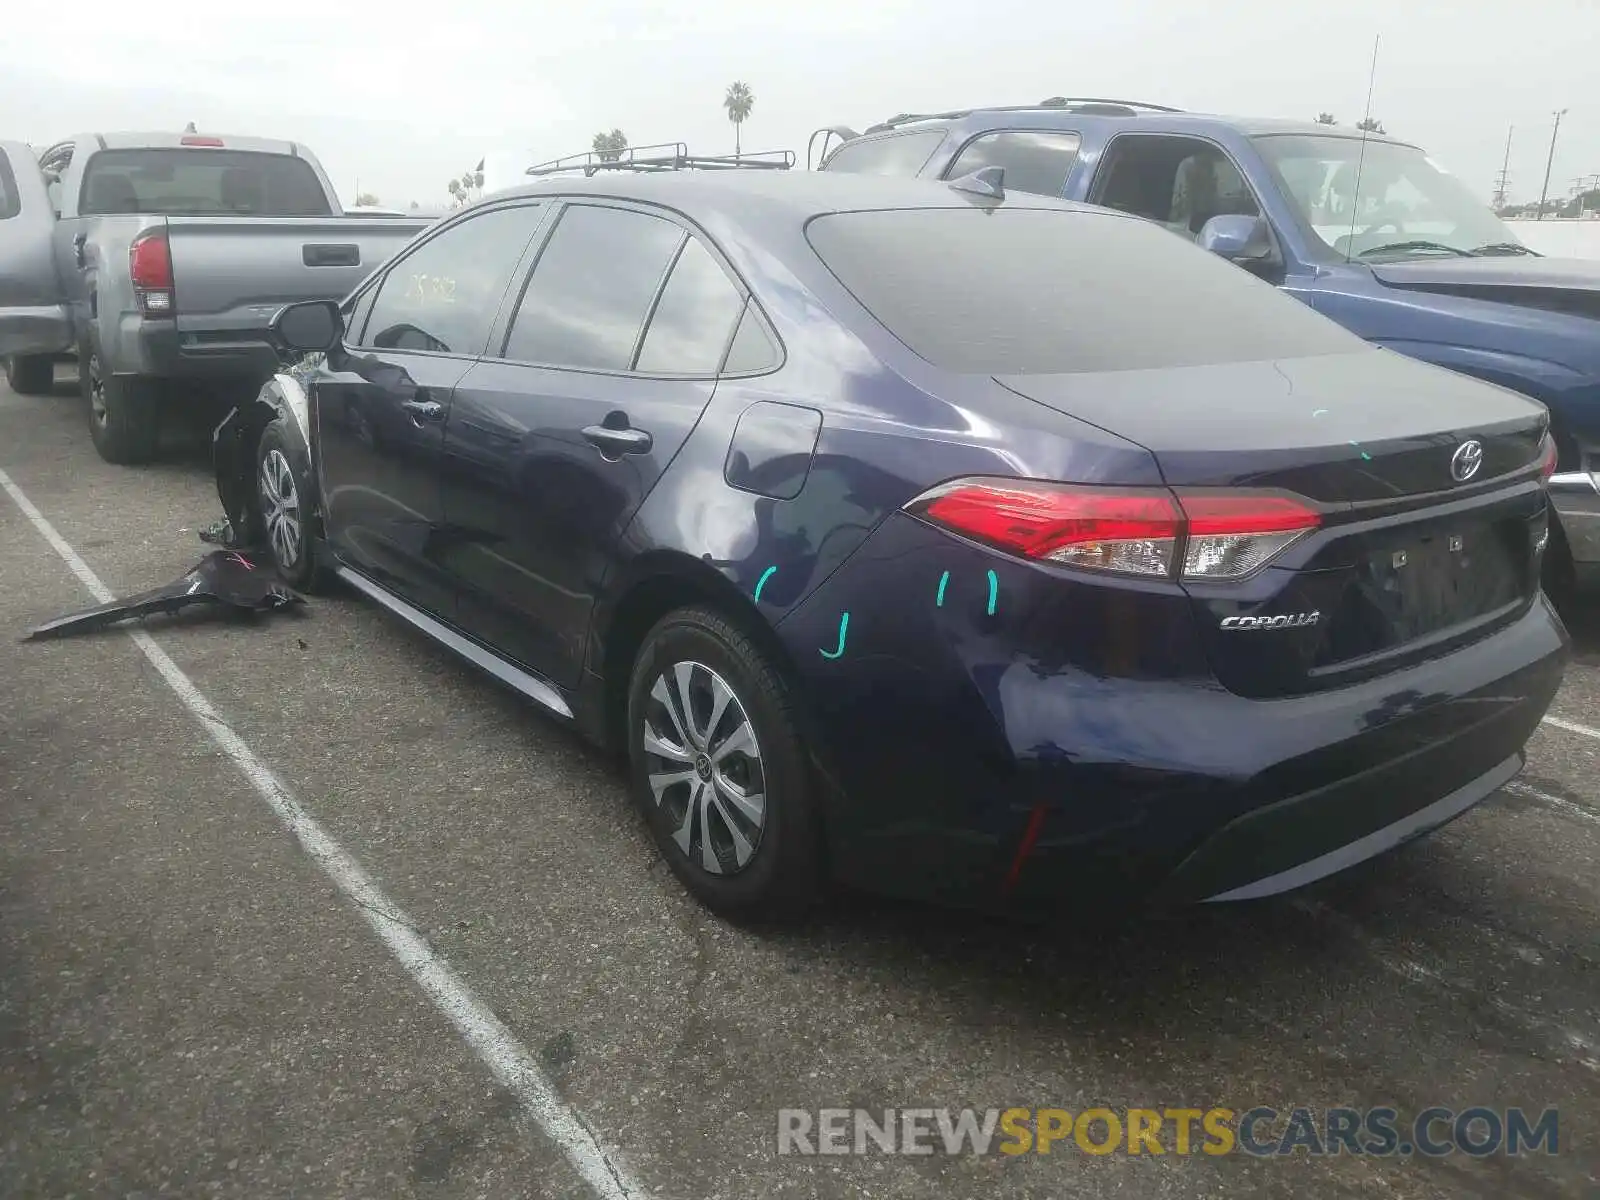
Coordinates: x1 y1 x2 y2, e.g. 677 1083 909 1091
0 303 74 359
1549 470 1600 571
776 511 1571 910
1157 748 1523 904
115 315 282 383
997 601 1565 909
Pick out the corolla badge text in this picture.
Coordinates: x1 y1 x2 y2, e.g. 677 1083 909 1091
1221 611 1322 630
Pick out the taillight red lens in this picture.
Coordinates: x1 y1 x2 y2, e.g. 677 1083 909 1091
129 232 173 289
906 477 1321 581
911 480 1182 576
1536 434 1558 482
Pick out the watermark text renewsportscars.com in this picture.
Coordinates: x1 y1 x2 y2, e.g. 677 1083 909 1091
776 1106 1560 1158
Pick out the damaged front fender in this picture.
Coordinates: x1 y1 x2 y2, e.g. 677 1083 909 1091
212 374 314 551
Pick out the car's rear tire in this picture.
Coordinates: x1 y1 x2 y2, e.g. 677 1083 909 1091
255 418 332 594
82 339 161 465
626 606 822 920
4 354 55 396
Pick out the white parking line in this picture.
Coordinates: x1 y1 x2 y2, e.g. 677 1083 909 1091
0 467 644 1200
1542 714 1600 744
1505 780 1600 828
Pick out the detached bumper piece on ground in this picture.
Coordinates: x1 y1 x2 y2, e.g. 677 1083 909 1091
24 550 304 641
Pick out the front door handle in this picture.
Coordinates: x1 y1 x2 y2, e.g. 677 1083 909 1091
402 399 445 423
582 424 653 458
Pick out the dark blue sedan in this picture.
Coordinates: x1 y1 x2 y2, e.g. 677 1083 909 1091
216 164 1570 918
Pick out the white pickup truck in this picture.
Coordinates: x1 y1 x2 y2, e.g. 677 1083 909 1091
0 131 431 463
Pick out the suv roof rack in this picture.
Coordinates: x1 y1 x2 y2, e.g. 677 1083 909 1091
861 96 1180 135
526 141 795 178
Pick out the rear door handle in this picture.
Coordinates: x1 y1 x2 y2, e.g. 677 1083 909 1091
582 424 653 458
402 399 445 422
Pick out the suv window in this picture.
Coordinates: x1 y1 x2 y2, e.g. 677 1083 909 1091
504 204 685 371
79 148 334 216
361 204 546 355
634 237 746 375
820 130 943 176
945 130 1082 198
1090 135 1260 240
806 207 1359 374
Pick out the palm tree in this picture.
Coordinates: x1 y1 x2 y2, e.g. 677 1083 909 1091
1356 117 1386 134
1315 112 1336 125
723 81 755 159
447 178 462 206
592 129 629 162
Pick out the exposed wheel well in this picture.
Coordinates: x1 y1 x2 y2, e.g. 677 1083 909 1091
598 557 804 755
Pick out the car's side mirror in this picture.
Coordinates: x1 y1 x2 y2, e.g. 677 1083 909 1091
272 299 342 353
1198 214 1275 264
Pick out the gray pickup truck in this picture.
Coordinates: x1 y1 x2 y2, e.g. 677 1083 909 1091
0 132 430 463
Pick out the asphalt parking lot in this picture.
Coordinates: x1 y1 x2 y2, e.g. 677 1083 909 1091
2 368 1597 1200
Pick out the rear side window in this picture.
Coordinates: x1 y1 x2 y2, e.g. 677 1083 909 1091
806 207 1363 374
79 148 334 216
635 237 746 375
504 204 685 371
722 305 781 374
0 153 19 219
820 130 943 177
361 204 547 355
945 130 1082 199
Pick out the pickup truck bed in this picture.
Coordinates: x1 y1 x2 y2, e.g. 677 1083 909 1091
0 132 429 464
113 214 434 381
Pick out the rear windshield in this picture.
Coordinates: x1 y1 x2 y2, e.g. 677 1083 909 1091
80 148 333 217
805 206 1364 374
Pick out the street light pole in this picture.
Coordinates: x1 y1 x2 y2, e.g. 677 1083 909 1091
1536 108 1567 221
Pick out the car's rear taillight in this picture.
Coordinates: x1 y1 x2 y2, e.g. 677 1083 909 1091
905 477 1321 582
1175 491 1321 580
1536 434 1558 482
129 230 174 314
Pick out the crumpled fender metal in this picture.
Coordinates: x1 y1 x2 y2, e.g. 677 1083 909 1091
212 374 312 549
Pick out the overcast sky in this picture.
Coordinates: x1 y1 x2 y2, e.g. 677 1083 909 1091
5 0 1596 210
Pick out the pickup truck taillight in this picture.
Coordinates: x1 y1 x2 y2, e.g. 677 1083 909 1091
129 230 174 314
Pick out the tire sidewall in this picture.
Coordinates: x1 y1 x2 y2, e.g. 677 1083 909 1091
80 336 159 464
626 610 817 915
256 419 320 591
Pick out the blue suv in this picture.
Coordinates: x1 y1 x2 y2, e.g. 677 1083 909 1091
812 98 1600 602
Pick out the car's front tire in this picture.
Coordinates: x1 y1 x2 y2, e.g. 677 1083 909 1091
256 418 330 593
4 354 55 396
626 606 823 920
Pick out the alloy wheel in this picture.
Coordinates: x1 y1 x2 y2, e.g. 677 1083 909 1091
259 448 302 568
642 660 767 875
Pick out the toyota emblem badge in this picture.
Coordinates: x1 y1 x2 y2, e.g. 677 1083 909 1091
1450 439 1484 483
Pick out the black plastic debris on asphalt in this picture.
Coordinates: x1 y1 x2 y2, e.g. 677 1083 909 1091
24 550 304 641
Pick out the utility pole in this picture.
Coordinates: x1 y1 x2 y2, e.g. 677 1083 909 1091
1492 125 1513 210
1536 108 1567 221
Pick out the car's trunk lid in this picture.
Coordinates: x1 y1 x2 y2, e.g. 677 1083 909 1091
994 348 1545 504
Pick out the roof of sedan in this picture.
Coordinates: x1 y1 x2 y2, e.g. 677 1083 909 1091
491 168 1098 220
